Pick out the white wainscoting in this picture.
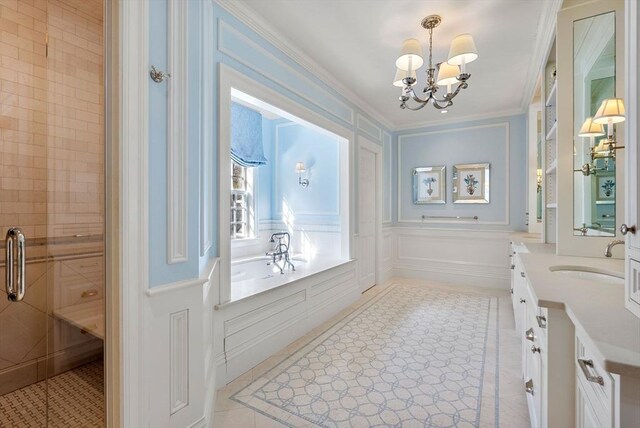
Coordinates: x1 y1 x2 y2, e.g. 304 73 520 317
381 227 394 283
390 227 512 289
213 260 358 387
144 259 219 428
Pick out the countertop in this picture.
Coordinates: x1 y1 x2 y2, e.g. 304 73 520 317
512 240 640 378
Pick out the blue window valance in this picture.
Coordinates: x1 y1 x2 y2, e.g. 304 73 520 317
231 102 267 167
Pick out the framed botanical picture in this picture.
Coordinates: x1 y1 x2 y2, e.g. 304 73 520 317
413 166 446 204
595 174 615 202
452 163 490 204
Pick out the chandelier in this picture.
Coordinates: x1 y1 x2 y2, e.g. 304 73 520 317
393 15 478 111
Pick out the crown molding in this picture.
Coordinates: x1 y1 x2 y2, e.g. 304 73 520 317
215 0 395 131
519 0 564 110
394 108 524 132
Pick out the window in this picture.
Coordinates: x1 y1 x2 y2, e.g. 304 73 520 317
231 162 255 239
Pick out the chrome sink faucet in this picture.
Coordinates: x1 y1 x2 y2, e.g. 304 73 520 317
266 232 295 274
604 240 624 258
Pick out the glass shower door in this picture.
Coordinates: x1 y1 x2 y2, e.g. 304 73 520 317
0 0 106 426
0 0 50 419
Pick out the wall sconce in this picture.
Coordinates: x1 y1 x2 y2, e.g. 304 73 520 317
295 162 309 188
577 117 606 176
592 98 626 159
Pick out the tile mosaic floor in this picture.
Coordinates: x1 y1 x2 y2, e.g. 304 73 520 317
0 359 104 428
214 279 531 428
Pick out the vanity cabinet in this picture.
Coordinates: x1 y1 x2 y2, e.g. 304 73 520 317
575 333 615 428
510 244 575 428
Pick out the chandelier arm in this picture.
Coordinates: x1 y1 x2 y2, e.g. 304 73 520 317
401 100 429 111
430 98 453 110
405 86 433 105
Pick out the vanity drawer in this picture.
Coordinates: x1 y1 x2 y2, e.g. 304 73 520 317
575 333 614 428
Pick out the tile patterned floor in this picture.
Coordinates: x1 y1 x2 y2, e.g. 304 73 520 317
0 359 104 428
214 278 531 428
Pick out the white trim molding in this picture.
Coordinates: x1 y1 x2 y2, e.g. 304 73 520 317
119 0 149 425
397 122 511 225
170 309 189 414
167 0 189 264
519 0 564 112
217 19 355 126
214 0 394 131
357 114 383 142
383 132 392 224
200 0 215 257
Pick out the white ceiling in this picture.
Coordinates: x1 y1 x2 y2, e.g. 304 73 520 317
235 0 554 130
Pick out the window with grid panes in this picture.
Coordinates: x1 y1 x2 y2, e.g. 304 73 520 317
230 162 254 239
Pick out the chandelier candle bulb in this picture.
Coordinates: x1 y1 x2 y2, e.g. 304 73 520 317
436 62 460 94
393 68 417 87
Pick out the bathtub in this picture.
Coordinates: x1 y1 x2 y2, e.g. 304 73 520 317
230 255 348 302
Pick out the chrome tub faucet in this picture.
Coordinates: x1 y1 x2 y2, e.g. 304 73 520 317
266 232 295 274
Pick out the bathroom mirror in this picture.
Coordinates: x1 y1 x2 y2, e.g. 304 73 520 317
572 12 616 237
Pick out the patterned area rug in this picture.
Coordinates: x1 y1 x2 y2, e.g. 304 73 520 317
0 359 104 427
232 283 499 427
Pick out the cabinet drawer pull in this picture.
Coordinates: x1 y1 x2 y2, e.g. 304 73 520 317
520 272 526 278
531 345 541 354
510 288 513 294
577 359 604 385
536 315 547 329
510 264 515 270
525 379 534 395
525 328 535 342
520 298 526 304
81 289 98 298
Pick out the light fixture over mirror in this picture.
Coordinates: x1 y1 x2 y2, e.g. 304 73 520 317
393 15 478 111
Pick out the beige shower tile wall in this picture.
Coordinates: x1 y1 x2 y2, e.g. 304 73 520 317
0 0 49 239
0 0 103 240
46 0 104 238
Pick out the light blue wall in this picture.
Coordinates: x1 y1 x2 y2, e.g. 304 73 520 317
147 1 390 287
271 123 340 224
149 0 202 285
256 119 340 225
393 114 527 230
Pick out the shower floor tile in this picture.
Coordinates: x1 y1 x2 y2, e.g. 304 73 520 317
0 359 104 428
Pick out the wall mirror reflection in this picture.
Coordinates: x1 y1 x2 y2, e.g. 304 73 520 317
573 11 616 237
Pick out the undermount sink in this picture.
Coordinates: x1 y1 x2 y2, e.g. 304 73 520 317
548 265 624 284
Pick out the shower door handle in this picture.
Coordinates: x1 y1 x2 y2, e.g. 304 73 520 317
5 228 26 301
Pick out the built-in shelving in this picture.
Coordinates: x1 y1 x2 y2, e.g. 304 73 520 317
545 159 557 175
545 121 557 141
542 43 557 245
545 80 557 107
